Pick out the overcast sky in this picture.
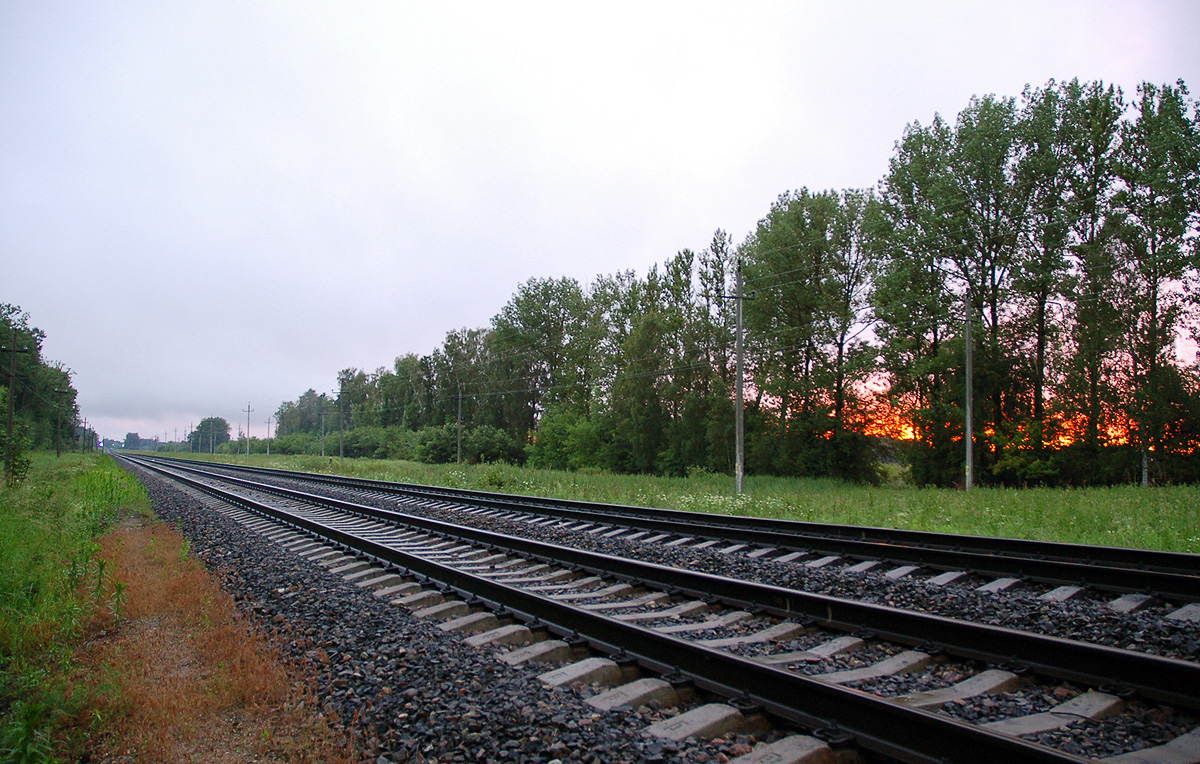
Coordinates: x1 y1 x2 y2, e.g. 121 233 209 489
3 2 1198 442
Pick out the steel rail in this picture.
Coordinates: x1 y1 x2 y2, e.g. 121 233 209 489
127 454 1200 712
125 454 1096 764
145 455 1200 600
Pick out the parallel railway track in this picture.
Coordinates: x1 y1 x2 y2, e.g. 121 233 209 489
121 454 1200 764
143 456 1200 605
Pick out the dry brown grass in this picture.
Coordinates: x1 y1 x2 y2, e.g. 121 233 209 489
65 515 354 764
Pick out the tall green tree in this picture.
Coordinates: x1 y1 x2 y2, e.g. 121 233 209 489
1057 79 1126 458
740 189 880 479
1111 81 1200 482
489 277 592 440
188 417 231 452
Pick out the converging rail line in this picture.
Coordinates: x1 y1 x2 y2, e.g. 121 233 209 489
121 454 1200 764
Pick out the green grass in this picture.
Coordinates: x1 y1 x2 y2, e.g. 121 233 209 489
0 452 150 762
168 452 1200 554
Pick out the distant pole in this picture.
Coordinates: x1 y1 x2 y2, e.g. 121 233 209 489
964 288 974 492
321 413 326 457
54 390 64 457
243 402 254 456
734 259 746 496
5 332 17 480
456 383 463 464
265 415 272 455
338 398 344 458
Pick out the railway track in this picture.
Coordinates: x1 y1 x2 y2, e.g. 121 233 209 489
121 454 1200 764
142 455 1200 609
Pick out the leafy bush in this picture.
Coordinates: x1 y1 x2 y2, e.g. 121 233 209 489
465 425 524 465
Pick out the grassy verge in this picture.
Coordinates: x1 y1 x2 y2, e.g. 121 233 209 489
174 452 1200 553
0 454 346 763
0 453 147 761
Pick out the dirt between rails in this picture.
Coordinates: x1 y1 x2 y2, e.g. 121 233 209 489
62 513 353 763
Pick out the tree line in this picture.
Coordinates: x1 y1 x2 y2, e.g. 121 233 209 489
1 304 85 483
261 79 1199 487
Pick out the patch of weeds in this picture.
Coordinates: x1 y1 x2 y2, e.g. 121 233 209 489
445 469 468 488
107 580 128 621
0 701 55 764
477 463 508 489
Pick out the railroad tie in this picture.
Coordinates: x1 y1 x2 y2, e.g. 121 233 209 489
728 735 835 764
550 582 635 601
844 560 881 574
328 560 373 576
615 600 709 623
463 624 533 648
654 610 752 635
413 599 469 621
500 639 573 666
753 636 865 666
1038 585 1086 602
586 678 679 712
1102 725 1200 764
373 581 422 599
697 620 807 648
644 703 766 742
438 611 498 635
815 650 931 684
580 592 670 611
926 570 968 586
804 555 840 569
976 576 1021 593
981 691 1124 736
1108 593 1154 614
884 564 921 580
354 572 404 590
526 575 603 593
1166 603 1200 623
893 669 1022 709
537 657 625 688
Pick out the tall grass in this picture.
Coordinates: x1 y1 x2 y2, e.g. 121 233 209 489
0 453 148 762
179 452 1200 553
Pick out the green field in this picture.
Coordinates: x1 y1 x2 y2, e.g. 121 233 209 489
163 453 1200 554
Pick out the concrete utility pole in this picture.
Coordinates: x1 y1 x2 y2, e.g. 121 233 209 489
243 402 254 456
720 260 751 495
54 389 66 458
456 384 463 464
734 260 746 496
964 288 974 492
265 415 272 455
